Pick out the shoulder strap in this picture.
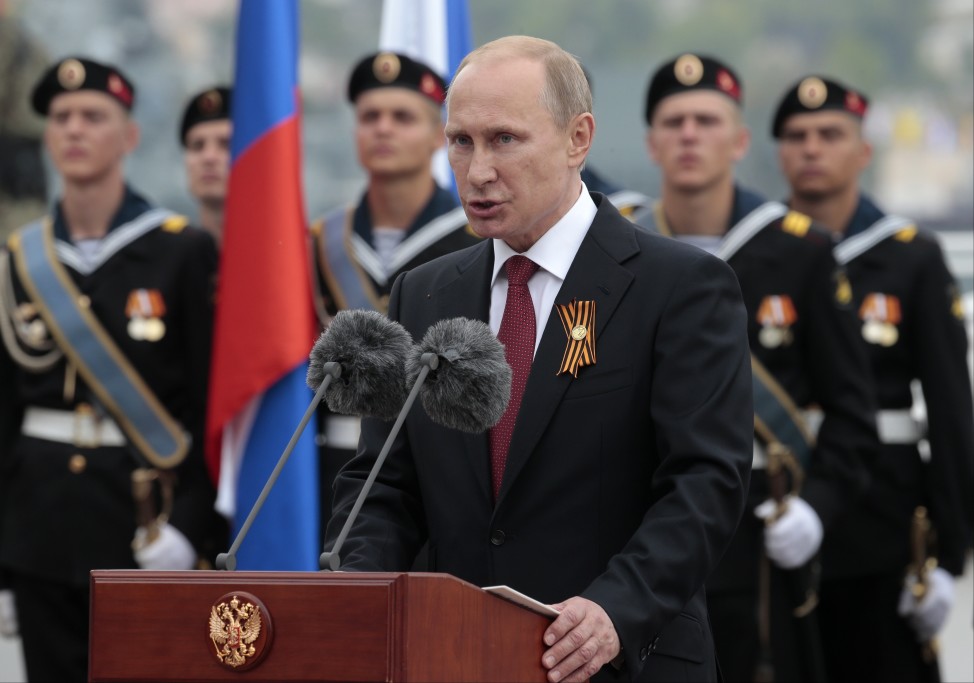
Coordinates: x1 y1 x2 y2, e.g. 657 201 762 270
9 220 189 468
316 206 381 311
833 214 915 265
750 354 815 471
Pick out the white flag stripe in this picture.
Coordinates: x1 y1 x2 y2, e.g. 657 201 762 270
380 0 458 189
215 394 261 519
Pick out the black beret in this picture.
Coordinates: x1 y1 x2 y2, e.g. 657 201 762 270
771 76 869 138
180 86 232 145
31 57 135 115
347 52 446 106
645 53 742 124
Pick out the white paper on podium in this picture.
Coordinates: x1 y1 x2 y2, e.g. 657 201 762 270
483 585 561 617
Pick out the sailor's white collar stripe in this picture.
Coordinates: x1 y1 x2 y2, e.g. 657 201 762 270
55 208 174 276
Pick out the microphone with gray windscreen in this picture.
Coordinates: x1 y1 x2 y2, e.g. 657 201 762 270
217 309 413 571
308 309 414 420
409 317 512 432
321 317 512 571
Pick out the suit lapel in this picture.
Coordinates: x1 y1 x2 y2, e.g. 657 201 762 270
435 243 495 500
495 202 638 508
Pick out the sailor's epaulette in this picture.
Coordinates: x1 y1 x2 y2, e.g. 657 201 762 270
780 210 812 238
894 225 918 242
161 215 189 233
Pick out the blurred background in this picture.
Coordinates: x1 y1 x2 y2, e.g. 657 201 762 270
0 0 971 680
2 0 972 229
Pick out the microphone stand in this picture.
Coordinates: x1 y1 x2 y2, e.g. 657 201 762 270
320 352 438 571
216 361 341 571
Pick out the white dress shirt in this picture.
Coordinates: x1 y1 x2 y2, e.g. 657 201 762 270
489 184 597 356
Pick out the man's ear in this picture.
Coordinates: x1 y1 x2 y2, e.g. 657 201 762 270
567 112 595 169
731 123 751 163
125 119 141 154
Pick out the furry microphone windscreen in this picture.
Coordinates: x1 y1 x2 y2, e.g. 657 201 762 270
307 309 414 420
409 317 512 433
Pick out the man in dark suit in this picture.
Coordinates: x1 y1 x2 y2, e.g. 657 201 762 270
325 36 753 682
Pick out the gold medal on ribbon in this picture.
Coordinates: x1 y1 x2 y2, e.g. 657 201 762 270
759 326 784 349
859 293 901 348
128 317 146 340
125 289 167 342
555 299 596 378
877 322 898 347
142 318 166 342
756 295 797 349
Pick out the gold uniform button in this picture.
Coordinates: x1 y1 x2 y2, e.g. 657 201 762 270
77 295 91 309
68 454 87 474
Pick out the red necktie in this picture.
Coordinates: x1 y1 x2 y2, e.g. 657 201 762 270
489 255 539 500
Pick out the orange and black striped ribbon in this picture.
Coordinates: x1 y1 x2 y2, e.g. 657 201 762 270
555 298 596 378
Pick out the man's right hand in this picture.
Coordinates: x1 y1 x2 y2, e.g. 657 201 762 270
0 590 17 637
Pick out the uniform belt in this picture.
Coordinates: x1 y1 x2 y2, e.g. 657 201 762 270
753 407 922 469
21 405 127 448
321 414 361 451
876 409 924 445
805 407 923 445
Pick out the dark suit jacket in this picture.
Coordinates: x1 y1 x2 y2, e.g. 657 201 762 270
325 194 753 681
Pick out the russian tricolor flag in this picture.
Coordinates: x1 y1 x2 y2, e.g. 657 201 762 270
379 0 472 190
206 0 319 570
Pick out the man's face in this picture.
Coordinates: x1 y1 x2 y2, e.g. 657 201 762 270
354 87 444 180
777 110 870 201
183 119 232 206
646 90 749 193
445 56 592 252
44 90 138 184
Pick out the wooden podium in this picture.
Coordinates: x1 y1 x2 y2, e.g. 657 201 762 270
89 570 553 682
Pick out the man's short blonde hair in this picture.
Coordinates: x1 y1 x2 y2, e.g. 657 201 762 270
448 35 592 130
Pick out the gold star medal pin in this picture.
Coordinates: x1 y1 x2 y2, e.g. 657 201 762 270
555 298 596 378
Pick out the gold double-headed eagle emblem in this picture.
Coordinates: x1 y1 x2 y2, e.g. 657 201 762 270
208 595 263 668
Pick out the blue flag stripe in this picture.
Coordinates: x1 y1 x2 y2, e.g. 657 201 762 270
231 0 299 160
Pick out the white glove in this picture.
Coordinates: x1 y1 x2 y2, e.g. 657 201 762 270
754 495 823 569
133 523 196 570
0 589 17 637
897 566 955 642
